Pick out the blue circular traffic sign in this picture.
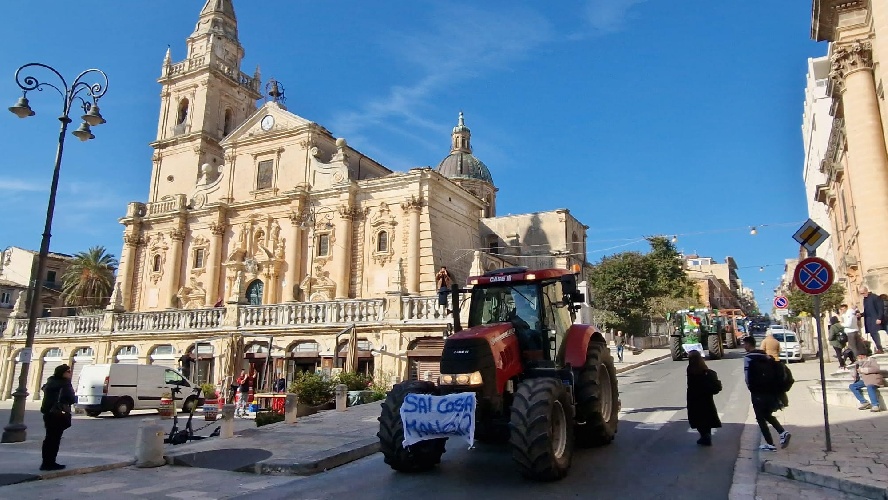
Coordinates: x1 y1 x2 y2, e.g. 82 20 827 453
774 296 788 309
793 257 834 295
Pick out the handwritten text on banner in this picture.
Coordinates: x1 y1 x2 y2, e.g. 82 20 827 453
400 392 476 448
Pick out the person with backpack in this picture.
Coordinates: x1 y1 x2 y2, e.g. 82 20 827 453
686 350 722 446
828 315 849 369
848 352 884 412
40 364 75 471
742 336 791 451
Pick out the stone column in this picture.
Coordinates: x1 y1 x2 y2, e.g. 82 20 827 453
166 225 186 308
831 41 888 288
205 222 226 306
119 230 142 311
334 206 355 299
286 211 304 301
401 196 423 295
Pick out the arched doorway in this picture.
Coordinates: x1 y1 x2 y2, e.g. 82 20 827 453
336 339 374 375
287 341 320 384
38 348 65 400
246 280 264 305
70 346 94 387
149 345 177 370
242 341 269 391
186 343 215 384
115 345 139 364
407 337 446 383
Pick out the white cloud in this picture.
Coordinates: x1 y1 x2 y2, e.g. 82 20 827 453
583 0 649 35
0 179 44 193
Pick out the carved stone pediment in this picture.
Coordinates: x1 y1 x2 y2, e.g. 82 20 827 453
300 265 336 302
370 202 397 265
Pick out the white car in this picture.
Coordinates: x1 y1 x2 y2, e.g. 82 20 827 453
773 331 803 362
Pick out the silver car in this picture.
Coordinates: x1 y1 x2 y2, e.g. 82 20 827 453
773 331 803 362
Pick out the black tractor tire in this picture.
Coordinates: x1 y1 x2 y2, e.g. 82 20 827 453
510 378 575 481
85 410 102 418
707 334 723 360
575 341 619 448
112 397 133 418
670 336 684 361
726 332 737 349
378 380 446 472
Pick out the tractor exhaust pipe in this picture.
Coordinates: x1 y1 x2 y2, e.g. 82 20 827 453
451 284 462 333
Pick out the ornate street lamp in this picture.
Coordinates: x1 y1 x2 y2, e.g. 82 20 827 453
295 203 334 301
2 63 108 443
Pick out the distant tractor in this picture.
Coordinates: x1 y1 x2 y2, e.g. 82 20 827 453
669 308 724 361
377 267 620 481
716 308 746 349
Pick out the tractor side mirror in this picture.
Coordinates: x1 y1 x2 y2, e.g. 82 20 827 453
561 275 578 296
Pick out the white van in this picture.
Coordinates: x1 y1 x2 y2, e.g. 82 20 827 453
75 364 201 418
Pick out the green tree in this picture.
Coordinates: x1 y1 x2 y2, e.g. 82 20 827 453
61 246 118 310
786 282 846 316
645 236 697 300
587 251 653 330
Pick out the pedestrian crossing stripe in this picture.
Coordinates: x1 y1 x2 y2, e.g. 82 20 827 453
617 408 726 434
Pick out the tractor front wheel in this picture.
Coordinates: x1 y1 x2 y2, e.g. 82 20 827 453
575 341 619 447
378 380 446 472
510 378 574 481
670 336 684 361
726 332 737 349
707 334 724 360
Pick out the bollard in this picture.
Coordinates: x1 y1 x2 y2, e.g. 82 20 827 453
335 384 348 411
135 419 165 468
220 403 236 439
285 393 298 424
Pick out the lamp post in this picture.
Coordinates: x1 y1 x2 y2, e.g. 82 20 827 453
2 63 108 443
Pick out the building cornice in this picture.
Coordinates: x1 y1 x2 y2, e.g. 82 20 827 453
812 0 869 42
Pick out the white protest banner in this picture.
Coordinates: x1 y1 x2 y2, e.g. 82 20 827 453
682 343 704 355
400 392 476 448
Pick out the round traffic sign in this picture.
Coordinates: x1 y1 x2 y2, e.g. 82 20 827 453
793 257 834 295
774 296 788 309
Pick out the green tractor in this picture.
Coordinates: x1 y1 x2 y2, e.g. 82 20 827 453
668 308 724 361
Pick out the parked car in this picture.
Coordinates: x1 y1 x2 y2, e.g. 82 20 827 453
773 331 803 363
75 364 199 418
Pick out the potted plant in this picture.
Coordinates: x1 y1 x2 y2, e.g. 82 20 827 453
335 372 373 406
158 392 175 419
200 383 219 421
289 372 334 416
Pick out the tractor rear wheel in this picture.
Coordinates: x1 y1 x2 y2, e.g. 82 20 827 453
510 378 574 481
575 341 619 448
670 336 684 361
377 380 446 472
726 332 737 349
707 334 724 360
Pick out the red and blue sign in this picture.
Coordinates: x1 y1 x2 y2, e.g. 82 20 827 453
773 296 788 309
793 257 834 295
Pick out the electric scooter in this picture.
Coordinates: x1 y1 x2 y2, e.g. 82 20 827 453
164 386 221 445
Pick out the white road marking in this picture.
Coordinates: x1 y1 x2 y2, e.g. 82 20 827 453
635 410 678 430
687 412 725 434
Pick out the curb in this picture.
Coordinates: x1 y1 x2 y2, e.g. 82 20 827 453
254 438 380 476
615 352 671 374
728 403 760 499
760 459 888 499
36 459 135 482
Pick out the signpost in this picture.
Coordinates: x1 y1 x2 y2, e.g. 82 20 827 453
773 296 788 310
792 220 832 452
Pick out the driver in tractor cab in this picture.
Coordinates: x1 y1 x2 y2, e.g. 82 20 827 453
508 290 543 351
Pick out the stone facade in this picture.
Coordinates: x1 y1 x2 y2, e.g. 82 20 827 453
0 247 73 330
0 1 589 399
812 1 888 297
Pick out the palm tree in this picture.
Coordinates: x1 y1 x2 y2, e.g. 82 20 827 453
61 246 118 310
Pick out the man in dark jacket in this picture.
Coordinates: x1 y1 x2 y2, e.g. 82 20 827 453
742 336 791 452
40 364 75 471
859 286 884 354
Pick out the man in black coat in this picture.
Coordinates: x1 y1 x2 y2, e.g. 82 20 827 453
858 286 885 354
40 364 76 471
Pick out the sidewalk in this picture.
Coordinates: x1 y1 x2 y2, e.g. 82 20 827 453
754 360 888 499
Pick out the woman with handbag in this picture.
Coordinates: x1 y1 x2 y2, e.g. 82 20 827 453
686 350 722 446
40 364 75 471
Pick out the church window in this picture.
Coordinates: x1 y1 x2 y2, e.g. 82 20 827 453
223 108 233 136
193 248 206 269
177 98 189 125
256 160 273 190
317 234 330 257
246 280 264 306
152 254 162 273
376 231 389 253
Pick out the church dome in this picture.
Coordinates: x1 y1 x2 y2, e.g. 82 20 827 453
436 152 493 183
435 112 493 184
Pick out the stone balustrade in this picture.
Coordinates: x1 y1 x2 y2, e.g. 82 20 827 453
2 296 431 339
146 194 188 216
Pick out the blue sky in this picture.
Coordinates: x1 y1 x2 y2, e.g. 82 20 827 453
0 0 824 310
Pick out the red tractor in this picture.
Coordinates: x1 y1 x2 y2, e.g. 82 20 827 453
378 267 620 481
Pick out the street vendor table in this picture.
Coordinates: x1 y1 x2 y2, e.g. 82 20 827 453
253 393 286 414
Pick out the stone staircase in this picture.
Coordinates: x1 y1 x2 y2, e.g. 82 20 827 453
808 353 888 410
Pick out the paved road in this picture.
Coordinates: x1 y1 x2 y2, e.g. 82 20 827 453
252 351 752 500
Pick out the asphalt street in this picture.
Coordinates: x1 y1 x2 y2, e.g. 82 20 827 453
249 350 752 500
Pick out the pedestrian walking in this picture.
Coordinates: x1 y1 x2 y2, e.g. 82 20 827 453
742 336 791 452
849 352 885 412
40 364 75 471
236 369 251 415
614 331 626 362
858 286 885 354
686 350 722 446
761 330 780 362
842 304 866 357
828 315 848 369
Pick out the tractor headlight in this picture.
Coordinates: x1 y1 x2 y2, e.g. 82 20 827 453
440 371 483 386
